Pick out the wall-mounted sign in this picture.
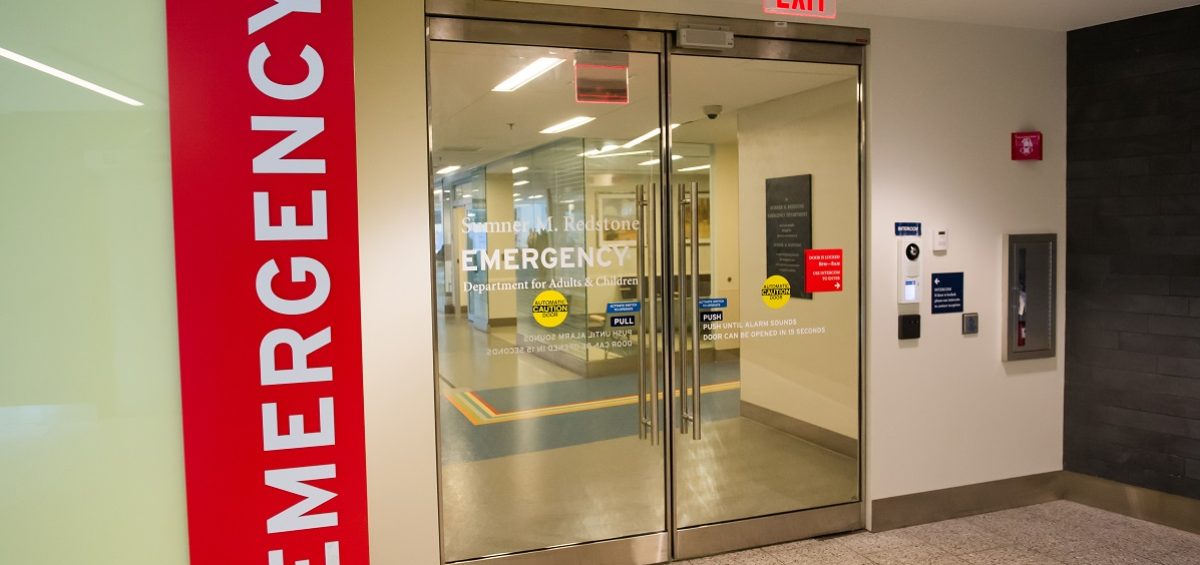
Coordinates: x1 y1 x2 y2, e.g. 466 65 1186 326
763 0 837 19
1012 131 1043 160
166 1 370 564
805 249 844 293
894 222 922 237
765 174 813 298
699 297 729 310
932 272 965 314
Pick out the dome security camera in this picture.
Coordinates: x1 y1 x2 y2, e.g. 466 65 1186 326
703 105 723 120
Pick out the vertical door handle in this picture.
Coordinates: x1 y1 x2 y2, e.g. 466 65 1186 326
647 184 660 445
635 184 648 441
678 185 693 435
690 182 702 440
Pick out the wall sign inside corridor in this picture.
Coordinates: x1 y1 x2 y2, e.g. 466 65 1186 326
765 174 813 298
165 1 370 564
763 0 837 19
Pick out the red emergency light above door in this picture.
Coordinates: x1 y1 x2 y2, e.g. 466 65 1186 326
763 0 837 19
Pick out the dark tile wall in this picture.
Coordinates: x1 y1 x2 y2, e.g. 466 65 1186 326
1065 6 1200 500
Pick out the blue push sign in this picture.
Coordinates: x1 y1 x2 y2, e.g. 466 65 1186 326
932 273 964 314
895 222 922 237
698 297 728 310
606 302 641 314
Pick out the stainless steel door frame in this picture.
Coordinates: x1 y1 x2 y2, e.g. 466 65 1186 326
427 0 871 46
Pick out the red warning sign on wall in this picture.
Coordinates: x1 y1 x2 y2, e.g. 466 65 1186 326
805 249 844 293
166 1 371 564
763 0 837 19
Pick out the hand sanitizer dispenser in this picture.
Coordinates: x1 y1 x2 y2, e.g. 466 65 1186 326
898 239 921 304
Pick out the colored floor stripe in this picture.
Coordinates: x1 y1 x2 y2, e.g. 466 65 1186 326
445 381 741 426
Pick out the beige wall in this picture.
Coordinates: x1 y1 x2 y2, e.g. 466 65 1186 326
354 1 443 564
737 79 862 440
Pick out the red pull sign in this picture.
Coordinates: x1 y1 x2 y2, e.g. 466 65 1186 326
764 0 837 19
1012 131 1043 161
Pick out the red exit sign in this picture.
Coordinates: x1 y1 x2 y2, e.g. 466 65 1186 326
764 0 837 19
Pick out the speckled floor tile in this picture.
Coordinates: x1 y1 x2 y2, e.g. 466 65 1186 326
958 546 1063 565
859 542 955 564
686 502 1198 565
834 531 924 554
764 539 873 565
896 519 1009 555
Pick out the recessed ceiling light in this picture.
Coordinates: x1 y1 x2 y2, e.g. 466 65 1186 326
493 57 565 92
512 166 529 174
530 195 545 199
678 164 711 172
540 116 595 134
638 159 661 166
672 155 683 160
0 46 144 107
587 150 653 159
513 180 530 187
622 124 680 149
436 165 461 175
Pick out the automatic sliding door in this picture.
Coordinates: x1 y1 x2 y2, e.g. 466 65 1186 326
428 21 668 563
667 52 864 549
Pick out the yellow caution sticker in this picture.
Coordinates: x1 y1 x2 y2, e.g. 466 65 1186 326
531 290 570 328
761 275 792 309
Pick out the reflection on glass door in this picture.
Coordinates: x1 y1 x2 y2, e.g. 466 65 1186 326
669 55 862 528
428 36 666 562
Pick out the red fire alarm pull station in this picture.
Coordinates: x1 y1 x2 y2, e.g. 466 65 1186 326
1012 131 1043 161
763 0 837 19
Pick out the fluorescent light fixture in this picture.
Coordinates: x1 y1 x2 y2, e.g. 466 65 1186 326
436 165 461 175
530 195 545 199
587 150 653 159
0 46 144 107
638 159 661 166
678 164 711 172
513 180 530 187
540 116 594 134
512 166 529 174
433 189 444 196
493 57 565 92
672 155 683 160
600 144 620 153
621 124 680 149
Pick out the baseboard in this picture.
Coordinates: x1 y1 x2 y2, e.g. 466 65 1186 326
740 401 858 458
870 472 1062 532
870 470 1200 536
1061 471 1200 535
488 317 516 327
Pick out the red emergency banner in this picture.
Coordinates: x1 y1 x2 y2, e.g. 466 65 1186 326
166 1 370 564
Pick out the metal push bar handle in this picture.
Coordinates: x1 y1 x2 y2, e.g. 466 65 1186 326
635 184 648 440
678 185 692 435
648 184 660 445
690 182 702 440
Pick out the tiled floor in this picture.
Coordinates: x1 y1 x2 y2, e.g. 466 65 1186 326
685 501 1200 565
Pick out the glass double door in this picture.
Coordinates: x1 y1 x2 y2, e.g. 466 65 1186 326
428 16 863 564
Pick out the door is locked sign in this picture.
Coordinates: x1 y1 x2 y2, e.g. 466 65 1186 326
805 249 844 293
763 0 837 19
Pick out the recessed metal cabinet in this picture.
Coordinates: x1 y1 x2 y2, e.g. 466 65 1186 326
1005 234 1058 361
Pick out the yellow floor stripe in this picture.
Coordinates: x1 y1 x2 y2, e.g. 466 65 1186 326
445 381 740 426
